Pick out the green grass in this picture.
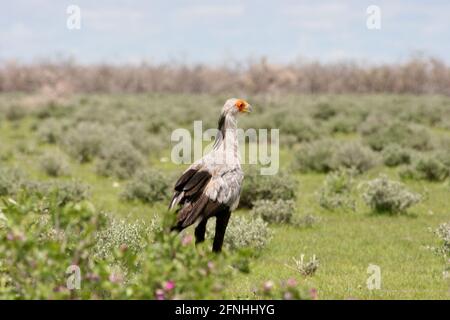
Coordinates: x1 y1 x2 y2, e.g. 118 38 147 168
0 94 449 299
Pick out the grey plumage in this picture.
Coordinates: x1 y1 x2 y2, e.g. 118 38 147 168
169 98 252 252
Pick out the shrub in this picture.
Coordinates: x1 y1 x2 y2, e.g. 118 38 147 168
283 117 323 143
4 105 26 121
0 167 26 196
312 102 336 120
292 139 337 173
400 157 449 182
94 217 156 259
0 196 106 299
363 121 432 151
39 153 70 177
209 215 272 251
382 144 412 167
414 157 449 181
96 140 144 179
361 175 422 214
240 167 297 208
0 192 247 299
119 121 165 154
358 112 390 136
294 140 377 174
331 142 378 173
37 118 66 144
431 222 450 259
435 147 450 169
291 254 320 277
44 180 90 207
327 114 359 134
251 199 295 224
16 141 38 155
121 169 171 203
318 169 356 211
62 122 107 163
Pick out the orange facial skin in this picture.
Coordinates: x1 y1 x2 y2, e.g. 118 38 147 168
235 99 248 112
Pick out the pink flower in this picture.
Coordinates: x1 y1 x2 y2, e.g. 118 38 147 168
207 261 215 270
286 278 297 287
310 288 318 300
109 272 124 284
155 289 165 300
6 232 25 241
164 280 175 291
283 292 293 300
181 234 193 246
263 281 274 292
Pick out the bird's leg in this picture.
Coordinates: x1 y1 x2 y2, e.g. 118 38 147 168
212 210 231 253
194 218 208 244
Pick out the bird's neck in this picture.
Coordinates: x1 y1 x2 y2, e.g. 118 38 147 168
213 113 240 163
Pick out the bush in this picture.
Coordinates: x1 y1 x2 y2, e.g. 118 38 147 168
283 117 323 143
400 157 449 182
312 102 336 120
415 157 449 181
435 147 450 169
291 254 320 277
292 139 336 173
363 122 432 151
0 167 26 196
217 215 272 251
16 141 38 155
37 118 66 144
121 169 171 203
240 167 297 208
0 149 13 162
0 192 247 299
327 114 359 134
331 142 378 173
251 199 295 224
44 180 90 207
358 112 390 136
4 105 26 121
95 217 156 259
62 122 107 163
382 144 412 167
96 140 145 179
293 140 377 174
361 175 422 214
431 222 450 259
318 169 356 211
39 153 70 177
119 121 165 154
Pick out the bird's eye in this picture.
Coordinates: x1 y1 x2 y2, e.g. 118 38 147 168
235 100 245 111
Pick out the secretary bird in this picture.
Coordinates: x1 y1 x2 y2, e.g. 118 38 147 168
169 98 252 252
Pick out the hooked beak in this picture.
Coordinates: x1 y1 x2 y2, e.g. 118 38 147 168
242 103 253 113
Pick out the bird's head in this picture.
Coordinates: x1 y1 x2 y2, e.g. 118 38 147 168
222 98 252 116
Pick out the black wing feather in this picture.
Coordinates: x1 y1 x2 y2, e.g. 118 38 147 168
182 171 211 192
174 169 198 191
169 168 213 226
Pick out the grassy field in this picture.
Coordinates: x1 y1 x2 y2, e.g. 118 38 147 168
0 93 449 299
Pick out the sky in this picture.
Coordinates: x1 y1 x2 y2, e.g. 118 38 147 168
1 0 449 65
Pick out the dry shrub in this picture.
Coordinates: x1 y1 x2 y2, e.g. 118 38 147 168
1 57 450 95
